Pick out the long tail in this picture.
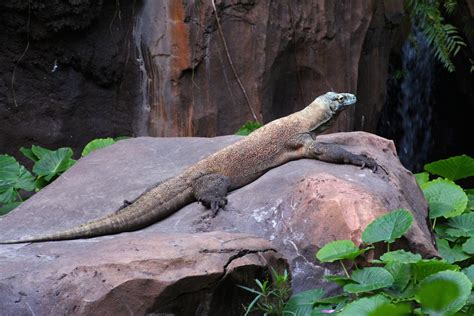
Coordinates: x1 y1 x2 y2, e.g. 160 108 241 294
0 178 194 244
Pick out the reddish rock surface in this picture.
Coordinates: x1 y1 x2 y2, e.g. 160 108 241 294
0 132 437 314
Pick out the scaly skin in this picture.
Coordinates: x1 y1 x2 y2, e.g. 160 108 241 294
0 92 377 244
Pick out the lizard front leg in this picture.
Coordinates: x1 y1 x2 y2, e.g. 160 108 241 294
309 142 378 171
192 173 230 216
289 133 379 171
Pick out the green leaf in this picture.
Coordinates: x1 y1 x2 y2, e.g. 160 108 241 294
316 240 367 262
445 213 474 237
19 147 38 162
413 259 460 282
339 295 390 316
33 148 75 181
362 209 414 244
235 121 263 136
416 271 471 315
31 145 53 160
324 275 354 286
467 193 474 211
415 172 430 186
0 202 21 215
0 188 16 204
283 288 325 315
343 267 394 294
81 138 116 157
0 155 35 192
368 303 412 316
424 155 474 181
461 264 474 285
422 178 468 218
385 262 412 292
378 250 422 264
437 238 470 263
462 237 474 254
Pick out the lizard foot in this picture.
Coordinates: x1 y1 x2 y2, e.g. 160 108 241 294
192 173 230 217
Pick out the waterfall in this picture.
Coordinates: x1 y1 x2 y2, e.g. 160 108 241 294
394 25 434 172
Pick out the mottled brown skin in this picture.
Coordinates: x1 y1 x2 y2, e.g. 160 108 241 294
0 92 377 244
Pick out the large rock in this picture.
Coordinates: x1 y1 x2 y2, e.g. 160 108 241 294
0 0 404 160
0 231 284 315
0 132 437 314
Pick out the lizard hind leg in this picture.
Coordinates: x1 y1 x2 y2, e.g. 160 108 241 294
192 173 230 216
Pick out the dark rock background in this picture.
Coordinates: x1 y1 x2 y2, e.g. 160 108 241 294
0 0 140 162
0 0 405 160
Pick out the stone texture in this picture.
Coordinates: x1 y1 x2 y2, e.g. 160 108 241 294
0 132 437 314
0 0 404 161
0 231 284 315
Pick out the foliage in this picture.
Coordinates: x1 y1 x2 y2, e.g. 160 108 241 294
405 0 468 72
235 121 263 136
243 153 474 314
238 268 291 315
0 138 120 215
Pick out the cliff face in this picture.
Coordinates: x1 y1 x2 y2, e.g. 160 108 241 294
135 0 404 136
0 0 404 157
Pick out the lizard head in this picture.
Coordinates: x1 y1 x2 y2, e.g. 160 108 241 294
303 92 357 135
318 92 357 113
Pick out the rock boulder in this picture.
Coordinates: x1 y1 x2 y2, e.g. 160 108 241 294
0 132 437 314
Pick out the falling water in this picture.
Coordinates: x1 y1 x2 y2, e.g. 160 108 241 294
395 25 434 172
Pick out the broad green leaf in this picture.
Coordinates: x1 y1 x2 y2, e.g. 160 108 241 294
462 264 474 285
0 202 21 215
413 259 459 282
313 294 348 305
435 224 461 241
33 148 75 181
0 188 16 204
385 262 412 292
462 237 474 254
283 288 325 315
378 250 422 263
415 172 430 186
437 238 470 263
0 155 20 191
81 138 116 157
467 193 474 211
339 295 390 315
446 213 474 236
31 145 53 160
316 240 367 262
424 155 474 181
422 178 468 218
362 209 413 244
0 155 35 192
368 303 412 316
19 147 38 162
324 275 354 286
343 267 394 293
416 271 471 315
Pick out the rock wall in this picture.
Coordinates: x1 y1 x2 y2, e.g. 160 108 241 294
0 0 404 158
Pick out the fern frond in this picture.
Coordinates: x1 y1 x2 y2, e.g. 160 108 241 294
404 0 466 72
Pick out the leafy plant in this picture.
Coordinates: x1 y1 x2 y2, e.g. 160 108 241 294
405 0 468 72
0 137 121 215
238 268 291 315
235 121 263 136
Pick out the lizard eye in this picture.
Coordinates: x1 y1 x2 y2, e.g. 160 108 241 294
336 95 344 103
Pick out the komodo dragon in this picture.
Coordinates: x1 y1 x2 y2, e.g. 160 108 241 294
0 92 378 244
